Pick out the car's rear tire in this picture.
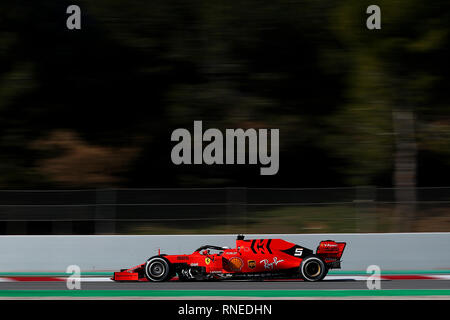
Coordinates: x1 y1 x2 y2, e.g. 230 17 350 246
300 255 327 282
145 257 172 282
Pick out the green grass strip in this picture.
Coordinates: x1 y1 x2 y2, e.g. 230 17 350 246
0 289 449 297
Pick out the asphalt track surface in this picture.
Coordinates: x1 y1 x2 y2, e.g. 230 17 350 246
0 279 449 290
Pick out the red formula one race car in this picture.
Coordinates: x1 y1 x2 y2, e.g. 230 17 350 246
113 235 346 282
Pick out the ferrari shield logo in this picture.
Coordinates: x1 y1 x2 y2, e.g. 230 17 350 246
248 260 256 269
205 257 211 265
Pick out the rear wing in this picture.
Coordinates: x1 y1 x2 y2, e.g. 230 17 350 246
316 240 346 268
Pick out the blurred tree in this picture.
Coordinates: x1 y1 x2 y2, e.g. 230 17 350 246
0 0 448 190
328 0 450 229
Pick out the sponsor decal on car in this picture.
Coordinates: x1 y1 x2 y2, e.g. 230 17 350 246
260 257 284 270
228 257 244 271
251 239 272 254
247 260 256 269
205 257 211 265
321 242 338 248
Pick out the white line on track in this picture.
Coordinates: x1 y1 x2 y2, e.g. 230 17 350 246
60 277 114 282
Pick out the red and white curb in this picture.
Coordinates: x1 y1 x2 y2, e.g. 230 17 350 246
0 275 449 282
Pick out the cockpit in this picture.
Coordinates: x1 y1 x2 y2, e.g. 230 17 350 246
194 245 229 255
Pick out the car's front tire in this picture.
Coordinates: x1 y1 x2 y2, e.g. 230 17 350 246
299 255 327 282
145 257 172 282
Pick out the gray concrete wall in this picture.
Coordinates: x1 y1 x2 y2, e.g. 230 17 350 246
0 233 449 272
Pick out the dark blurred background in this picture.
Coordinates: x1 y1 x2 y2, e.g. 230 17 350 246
0 0 449 234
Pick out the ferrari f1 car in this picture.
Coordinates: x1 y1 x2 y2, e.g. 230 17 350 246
113 235 346 282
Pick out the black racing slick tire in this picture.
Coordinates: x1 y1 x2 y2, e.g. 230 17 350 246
299 255 327 282
145 257 172 282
